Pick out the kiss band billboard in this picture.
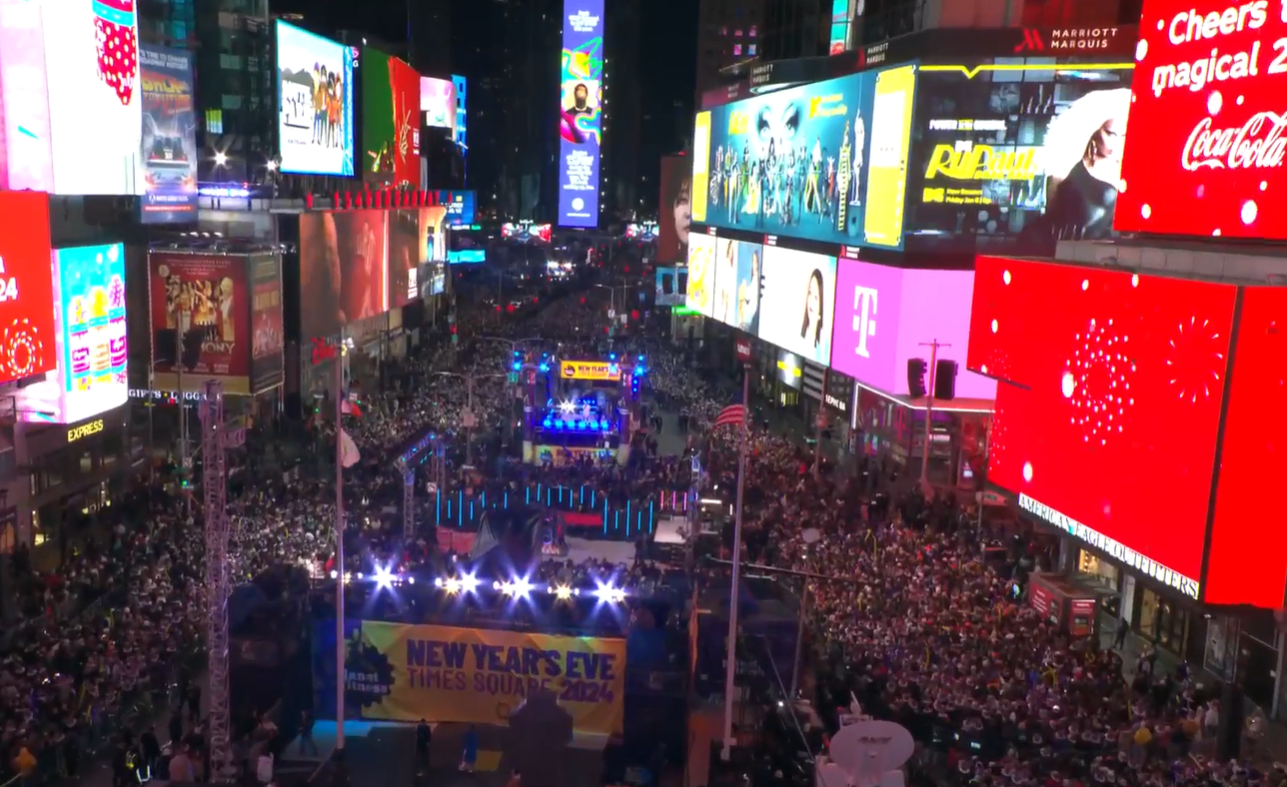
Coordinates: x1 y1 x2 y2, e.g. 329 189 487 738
148 251 284 395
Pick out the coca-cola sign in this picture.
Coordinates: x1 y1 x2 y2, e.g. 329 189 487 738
1118 0 1287 239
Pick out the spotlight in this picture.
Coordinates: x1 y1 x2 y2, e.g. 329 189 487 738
512 577 534 598
494 581 504 591
329 570 338 580
434 577 444 588
374 566 394 588
461 573 480 594
407 577 415 585
356 572 365 580
594 582 625 603
554 585 573 600
444 577 462 594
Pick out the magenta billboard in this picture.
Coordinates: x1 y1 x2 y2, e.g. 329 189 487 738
830 259 996 399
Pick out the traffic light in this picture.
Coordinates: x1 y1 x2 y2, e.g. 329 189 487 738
934 360 958 400
907 359 927 398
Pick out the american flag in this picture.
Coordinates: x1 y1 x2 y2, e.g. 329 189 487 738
712 404 747 429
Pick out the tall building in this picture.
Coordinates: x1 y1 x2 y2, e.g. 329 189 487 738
694 0 764 99
195 0 275 186
760 0 829 61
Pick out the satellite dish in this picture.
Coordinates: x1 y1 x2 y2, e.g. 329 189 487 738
829 720 915 778
802 528 822 544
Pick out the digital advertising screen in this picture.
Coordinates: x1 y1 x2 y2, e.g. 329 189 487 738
906 58 1133 254
447 249 485 264
418 263 446 297
421 76 456 132
0 0 55 191
658 155 691 264
139 45 197 223
362 49 420 188
388 209 421 308
276 20 355 176
654 266 687 307
148 252 251 394
557 0 604 227
830 259 995 398
684 232 716 317
758 246 836 365
434 190 476 226
0 191 57 385
712 238 762 334
1116 0 1284 240
299 210 389 339
969 256 1235 600
700 65 916 250
44 0 143 195
420 206 448 263
451 74 468 152
249 253 284 393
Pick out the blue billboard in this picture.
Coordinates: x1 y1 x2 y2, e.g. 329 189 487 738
448 249 486 264
557 1 603 228
696 65 917 250
434 190 476 226
139 45 198 223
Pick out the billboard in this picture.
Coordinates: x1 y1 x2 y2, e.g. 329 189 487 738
45 0 143 195
830 260 995 399
701 65 916 250
451 74 468 152
0 191 57 385
388 209 420 309
905 58 1132 254
712 238 762 334
148 253 252 394
684 232 716 317
418 263 446 297
557 0 604 227
0 0 55 191
969 256 1234 600
654 267 687 306
362 49 420 188
299 210 389 339
758 246 836 366
1115 0 1281 239
447 249 485 264
421 76 456 132
658 155 691 264
276 20 355 176
316 621 626 734
420 206 448 263
433 190 476 226
249 253 284 393
18 244 128 424
139 45 197 223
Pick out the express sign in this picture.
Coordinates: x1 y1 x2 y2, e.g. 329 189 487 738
1117 0 1287 239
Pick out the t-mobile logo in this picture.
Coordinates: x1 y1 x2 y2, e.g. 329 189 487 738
851 286 878 358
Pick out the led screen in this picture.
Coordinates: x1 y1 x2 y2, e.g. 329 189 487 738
758 246 836 365
447 249 485 264
44 0 143 195
968 256 1235 599
434 190 476 226
451 74 467 152
362 49 420 188
654 267 687 307
0 0 55 191
276 20 354 176
421 76 456 132
0 191 57 384
139 45 197 223
19 244 129 423
388 209 420 309
299 210 389 338
557 0 603 227
684 233 716 317
906 59 1132 254
148 252 252 393
249 253 284 393
1115 0 1284 239
658 155 690 264
830 259 995 398
420 206 447 263
712 238 762 334
700 65 915 250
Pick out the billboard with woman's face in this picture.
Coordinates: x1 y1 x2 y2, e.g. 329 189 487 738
903 57 1132 255
758 246 836 366
658 155 690 264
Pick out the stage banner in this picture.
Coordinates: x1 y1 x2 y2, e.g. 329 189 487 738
351 622 626 734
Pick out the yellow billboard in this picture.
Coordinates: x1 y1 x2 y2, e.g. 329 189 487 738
691 112 711 222
560 360 620 381
355 622 627 734
863 64 917 245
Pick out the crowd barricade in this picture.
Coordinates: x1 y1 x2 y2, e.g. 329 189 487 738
430 482 692 540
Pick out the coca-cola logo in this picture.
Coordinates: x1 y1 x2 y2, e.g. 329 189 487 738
1181 112 1287 171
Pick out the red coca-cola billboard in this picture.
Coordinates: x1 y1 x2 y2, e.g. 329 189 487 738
1117 0 1287 239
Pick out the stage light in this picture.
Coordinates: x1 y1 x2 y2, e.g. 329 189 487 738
434 577 444 588
330 570 338 580
374 566 394 589
461 573 480 593
554 420 564 429
512 577 534 598
443 577 461 594
560 400 576 413
512 362 522 371
356 572 365 580
554 585 573 600
594 582 626 604
407 577 415 585
539 363 550 373
638 355 644 361
493 581 504 591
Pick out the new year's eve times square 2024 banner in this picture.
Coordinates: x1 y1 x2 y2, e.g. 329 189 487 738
558 0 604 228
313 621 626 734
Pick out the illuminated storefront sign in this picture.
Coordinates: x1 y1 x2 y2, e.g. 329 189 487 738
67 418 104 443
560 360 620 381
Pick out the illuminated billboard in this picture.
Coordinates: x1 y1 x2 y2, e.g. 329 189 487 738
421 76 456 133
276 20 355 176
299 211 389 338
139 45 197 223
712 238 761 334
969 256 1235 600
20 244 128 424
829 259 995 399
654 267 687 307
684 232 716 317
451 74 468 153
434 190 476 226
148 253 253 394
388 209 420 308
557 0 603 228
362 49 420 188
700 65 916 250
420 206 448 263
1116 0 1280 239
0 191 58 385
0 0 54 191
906 58 1132 254
758 246 836 366
249 253 284 393
658 155 690 264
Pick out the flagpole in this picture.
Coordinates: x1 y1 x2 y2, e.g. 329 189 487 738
722 361 750 759
335 334 346 752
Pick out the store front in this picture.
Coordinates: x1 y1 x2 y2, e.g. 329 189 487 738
823 371 855 457
853 387 911 463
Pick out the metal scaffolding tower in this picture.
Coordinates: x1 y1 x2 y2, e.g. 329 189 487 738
200 380 245 779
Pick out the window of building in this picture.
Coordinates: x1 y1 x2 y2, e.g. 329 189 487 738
750 25 758 36
733 44 743 55
735 28 743 36
720 26 728 35
748 44 757 56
